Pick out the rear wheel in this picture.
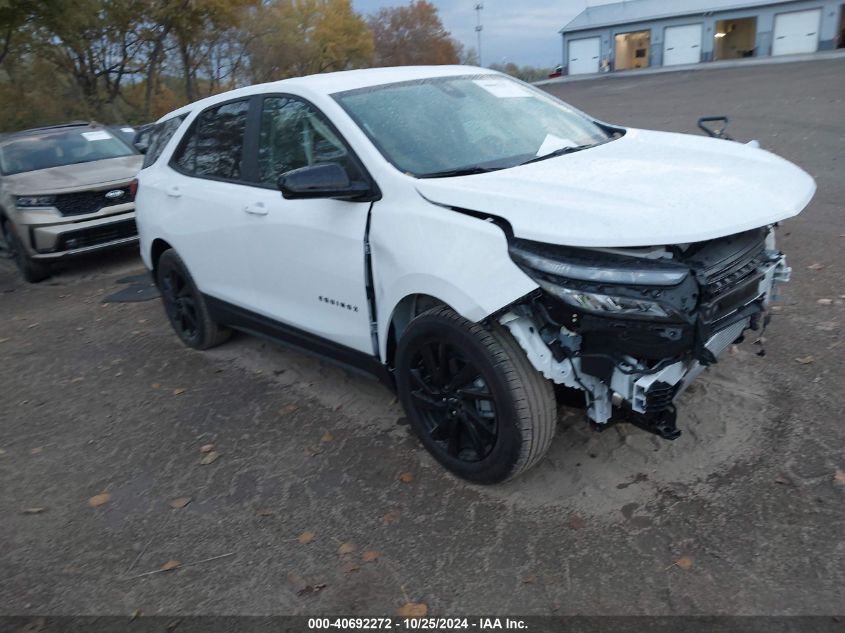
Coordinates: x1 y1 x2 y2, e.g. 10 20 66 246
395 306 557 484
156 249 230 350
2 220 51 283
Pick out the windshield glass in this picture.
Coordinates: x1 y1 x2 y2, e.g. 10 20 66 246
0 127 135 175
334 74 612 178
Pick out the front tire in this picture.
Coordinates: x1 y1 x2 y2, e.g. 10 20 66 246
395 307 557 484
156 249 230 350
3 221 51 283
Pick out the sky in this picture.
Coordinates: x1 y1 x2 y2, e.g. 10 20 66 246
352 0 619 68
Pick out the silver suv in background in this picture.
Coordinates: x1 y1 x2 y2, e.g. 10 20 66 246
0 122 142 282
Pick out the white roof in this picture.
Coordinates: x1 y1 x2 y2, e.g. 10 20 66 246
163 65 496 121
563 0 795 33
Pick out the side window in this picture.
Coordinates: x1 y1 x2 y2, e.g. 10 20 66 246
257 96 361 186
141 114 187 169
172 100 249 180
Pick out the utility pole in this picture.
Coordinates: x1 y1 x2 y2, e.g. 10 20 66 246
474 3 484 66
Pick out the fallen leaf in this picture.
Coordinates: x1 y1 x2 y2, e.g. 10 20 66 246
338 542 357 555
674 556 693 571
834 469 845 484
160 560 181 572
521 574 537 584
88 492 111 508
298 531 316 545
169 497 192 509
362 550 379 562
279 404 299 415
399 472 415 483
568 514 586 530
199 444 215 453
397 603 428 617
807 263 825 271
151 383 161 389
130 609 141 621
383 510 401 524
173 388 186 395
200 450 221 465
774 474 791 485
817 298 834 306
21 507 47 514
304 446 323 457
341 561 360 574
320 431 334 443
30 447 43 455
255 508 275 517
795 356 815 365
0 338 9 344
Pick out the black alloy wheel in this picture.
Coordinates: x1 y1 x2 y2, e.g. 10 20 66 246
396 306 557 484
408 338 498 463
155 249 230 350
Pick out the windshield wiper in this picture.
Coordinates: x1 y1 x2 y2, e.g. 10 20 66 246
418 165 503 179
518 143 598 167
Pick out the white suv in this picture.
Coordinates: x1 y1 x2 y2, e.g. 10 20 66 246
136 66 815 483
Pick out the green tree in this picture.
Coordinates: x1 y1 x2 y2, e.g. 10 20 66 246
368 0 461 67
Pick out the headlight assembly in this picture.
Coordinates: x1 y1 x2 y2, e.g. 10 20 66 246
16 195 56 208
538 280 672 318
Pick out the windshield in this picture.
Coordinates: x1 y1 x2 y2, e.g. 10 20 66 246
0 128 135 175
334 74 612 178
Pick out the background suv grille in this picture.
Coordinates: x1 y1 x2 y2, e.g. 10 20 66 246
53 186 133 216
52 219 137 252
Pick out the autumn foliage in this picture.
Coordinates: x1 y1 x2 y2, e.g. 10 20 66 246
0 0 466 132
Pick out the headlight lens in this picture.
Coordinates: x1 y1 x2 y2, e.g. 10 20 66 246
539 280 671 318
16 195 56 208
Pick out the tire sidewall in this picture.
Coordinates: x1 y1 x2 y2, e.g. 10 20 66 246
395 312 523 484
156 250 205 349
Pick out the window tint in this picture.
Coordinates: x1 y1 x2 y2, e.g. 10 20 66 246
257 96 360 186
142 115 187 169
173 100 249 180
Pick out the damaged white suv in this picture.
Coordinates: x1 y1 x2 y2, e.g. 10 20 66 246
136 66 815 483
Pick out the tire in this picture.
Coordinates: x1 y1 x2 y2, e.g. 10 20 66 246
395 306 557 484
2 220 51 283
156 249 231 350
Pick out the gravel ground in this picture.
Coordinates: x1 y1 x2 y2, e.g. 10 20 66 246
1 58 844 617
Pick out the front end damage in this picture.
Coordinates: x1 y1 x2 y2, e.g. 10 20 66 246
500 226 790 439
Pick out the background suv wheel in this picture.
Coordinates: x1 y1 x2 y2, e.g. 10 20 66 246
395 306 557 484
2 220 51 283
156 249 231 350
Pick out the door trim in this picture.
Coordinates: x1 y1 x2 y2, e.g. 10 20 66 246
204 294 395 389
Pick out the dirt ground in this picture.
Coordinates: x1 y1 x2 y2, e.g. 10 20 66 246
1 58 844 617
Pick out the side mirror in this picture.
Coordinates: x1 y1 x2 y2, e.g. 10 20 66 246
277 163 373 201
134 141 149 154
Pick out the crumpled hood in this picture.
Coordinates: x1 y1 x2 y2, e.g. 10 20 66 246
3 155 143 195
415 128 816 247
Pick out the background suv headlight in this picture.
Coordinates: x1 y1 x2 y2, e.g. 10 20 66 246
16 195 56 208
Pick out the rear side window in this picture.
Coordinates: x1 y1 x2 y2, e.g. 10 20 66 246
142 115 187 169
172 100 249 180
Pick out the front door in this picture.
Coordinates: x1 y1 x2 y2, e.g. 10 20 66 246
242 95 375 355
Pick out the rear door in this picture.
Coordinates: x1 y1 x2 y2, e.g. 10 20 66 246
663 24 702 66
772 9 821 55
240 94 375 355
163 99 257 309
568 37 600 75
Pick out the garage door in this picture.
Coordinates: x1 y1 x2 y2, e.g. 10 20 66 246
772 9 821 55
663 24 702 66
568 37 600 75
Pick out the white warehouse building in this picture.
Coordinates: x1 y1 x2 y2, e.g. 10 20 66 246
561 0 845 75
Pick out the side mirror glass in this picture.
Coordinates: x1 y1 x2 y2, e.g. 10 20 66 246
277 163 373 201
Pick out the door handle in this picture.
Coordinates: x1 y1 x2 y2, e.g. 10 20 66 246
243 203 268 216
166 185 181 198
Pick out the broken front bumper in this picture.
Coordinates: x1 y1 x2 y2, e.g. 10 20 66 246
501 251 790 427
